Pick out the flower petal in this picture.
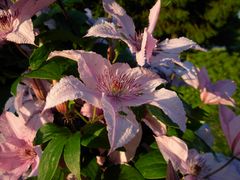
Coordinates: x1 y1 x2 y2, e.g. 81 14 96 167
44 76 101 110
6 19 35 45
151 88 186 131
103 0 136 38
101 94 140 153
155 135 188 171
148 0 161 34
10 0 56 23
143 114 167 136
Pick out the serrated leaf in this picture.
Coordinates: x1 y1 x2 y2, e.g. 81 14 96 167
24 57 77 80
64 131 81 180
38 136 68 180
34 123 71 145
146 104 179 129
81 123 109 149
135 150 167 179
29 44 52 70
104 165 144 180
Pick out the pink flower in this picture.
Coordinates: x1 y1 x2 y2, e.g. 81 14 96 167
219 105 240 157
0 0 56 44
0 112 41 179
44 50 186 152
86 0 204 67
182 66 236 106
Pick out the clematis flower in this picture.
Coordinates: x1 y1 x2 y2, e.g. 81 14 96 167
0 111 41 179
219 105 240 157
44 50 186 152
181 66 236 106
0 0 56 44
86 0 204 69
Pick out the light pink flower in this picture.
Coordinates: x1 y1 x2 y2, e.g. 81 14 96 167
86 0 204 68
0 0 56 44
219 105 240 157
182 66 236 106
45 50 186 152
0 111 41 179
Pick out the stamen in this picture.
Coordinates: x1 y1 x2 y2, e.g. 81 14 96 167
0 10 14 35
96 69 143 98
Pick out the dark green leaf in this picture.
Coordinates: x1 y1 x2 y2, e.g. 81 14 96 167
146 104 179 129
104 165 144 180
52 167 66 180
64 131 81 180
38 136 68 180
29 44 52 70
81 157 101 180
10 76 22 96
34 123 71 145
135 150 167 179
24 57 77 80
81 123 109 149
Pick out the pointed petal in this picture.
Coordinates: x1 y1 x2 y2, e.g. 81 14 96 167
6 19 35 45
102 94 140 153
143 114 167 136
48 50 110 89
197 67 211 89
200 88 235 106
136 28 157 66
213 80 236 97
155 135 188 171
109 126 142 164
148 0 161 34
10 0 56 23
85 21 122 39
151 88 186 131
166 160 180 180
103 0 136 38
158 37 206 54
44 76 101 110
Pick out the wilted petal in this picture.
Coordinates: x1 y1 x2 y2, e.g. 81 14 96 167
151 88 186 131
103 0 136 38
155 135 188 171
101 94 139 153
44 76 101 110
109 126 142 164
148 0 161 34
6 19 35 45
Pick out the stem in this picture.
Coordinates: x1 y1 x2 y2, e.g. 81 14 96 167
15 44 29 58
203 156 235 178
74 110 89 124
91 106 97 122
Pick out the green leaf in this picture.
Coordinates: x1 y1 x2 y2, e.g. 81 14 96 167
81 157 101 180
135 150 167 179
29 44 52 70
38 136 68 180
81 123 109 149
64 131 81 180
104 165 144 180
182 129 212 152
34 123 71 145
24 57 77 80
10 76 22 96
146 104 179 129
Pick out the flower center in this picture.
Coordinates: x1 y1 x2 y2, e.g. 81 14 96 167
19 146 37 161
0 10 14 35
96 69 143 98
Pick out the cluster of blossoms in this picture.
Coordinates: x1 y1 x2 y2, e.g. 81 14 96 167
0 0 239 179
